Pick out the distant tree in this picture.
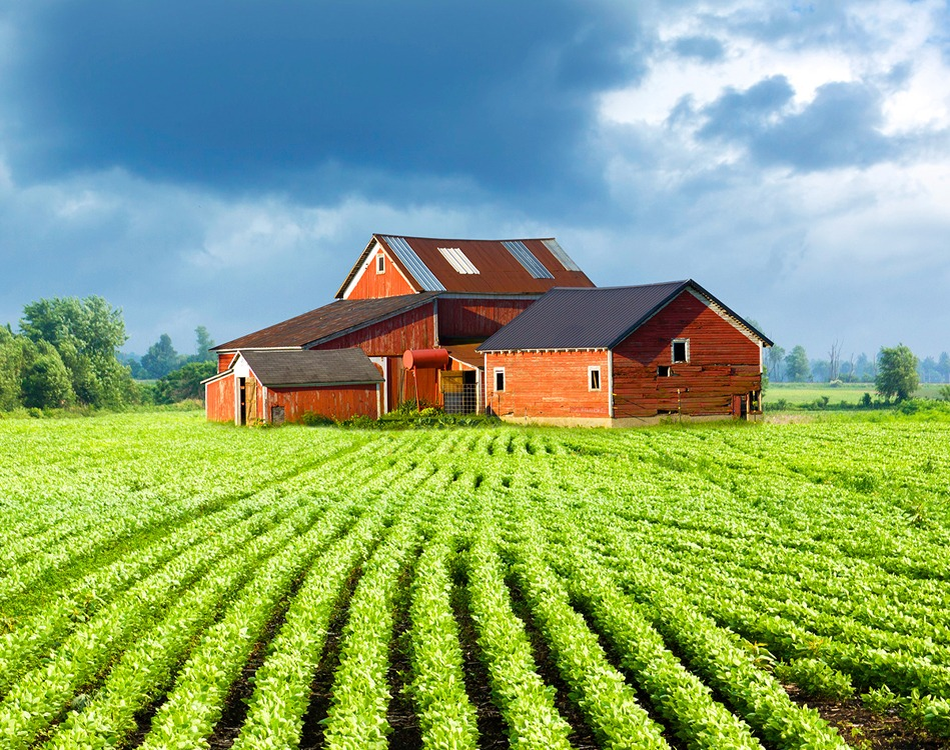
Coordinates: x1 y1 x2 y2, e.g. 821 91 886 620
785 345 811 382
766 345 786 382
140 334 182 379
919 356 940 384
940 352 950 384
20 296 132 408
21 342 74 409
193 326 216 363
828 340 842 382
855 352 876 382
810 359 830 383
875 344 919 402
154 361 216 404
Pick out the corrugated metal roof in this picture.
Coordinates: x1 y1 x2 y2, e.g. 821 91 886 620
381 236 447 291
501 240 555 279
478 281 774 352
336 235 594 298
214 293 440 350
240 348 383 387
541 238 581 272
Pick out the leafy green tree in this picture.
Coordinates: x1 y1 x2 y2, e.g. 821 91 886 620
875 345 919 402
140 334 182 379
21 342 74 409
940 352 950 384
784 345 811 382
0 327 27 411
193 326 216 363
20 296 133 408
154 360 216 404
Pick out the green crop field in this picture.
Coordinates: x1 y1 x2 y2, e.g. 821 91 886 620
767 382 947 407
1 412 948 749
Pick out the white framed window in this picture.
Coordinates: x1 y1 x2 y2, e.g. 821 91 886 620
588 366 601 391
672 338 689 364
493 367 505 392
376 253 386 274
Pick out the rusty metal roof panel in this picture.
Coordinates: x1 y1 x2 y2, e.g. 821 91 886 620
214 293 440 350
380 236 447 291
501 240 555 279
240 348 383 387
343 234 594 295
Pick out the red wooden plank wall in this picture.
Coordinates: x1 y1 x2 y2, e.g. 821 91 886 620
265 385 379 422
345 249 415 299
206 375 235 422
612 291 762 418
437 298 535 339
485 350 610 419
314 303 436 356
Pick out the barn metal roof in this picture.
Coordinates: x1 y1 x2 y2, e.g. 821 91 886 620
214 293 440 350
478 281 773 352
240 348 383 387
336 234 594 298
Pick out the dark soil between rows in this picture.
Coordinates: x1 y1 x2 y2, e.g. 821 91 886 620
785 685 946 749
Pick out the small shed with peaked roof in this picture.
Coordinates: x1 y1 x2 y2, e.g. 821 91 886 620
205 348 383 425
478 281 772 426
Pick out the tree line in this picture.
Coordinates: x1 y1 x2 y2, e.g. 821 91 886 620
765 342 946 402
0 296 216 412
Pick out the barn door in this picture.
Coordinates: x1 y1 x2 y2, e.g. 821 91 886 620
246 378 258 425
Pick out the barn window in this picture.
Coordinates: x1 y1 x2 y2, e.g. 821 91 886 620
494 367 505 392
588 366 601 391
657 365 672 377
672 338 689 363
376 253 386 274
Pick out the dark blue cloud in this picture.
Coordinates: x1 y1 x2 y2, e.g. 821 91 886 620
671 35 725 62
698 76 900 170
2 1 644 209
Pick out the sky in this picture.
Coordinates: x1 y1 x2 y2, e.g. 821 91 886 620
1 0 948 362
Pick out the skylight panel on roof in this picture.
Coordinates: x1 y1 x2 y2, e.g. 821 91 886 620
501 241 554 279
438 247 480 274
541 238 581 272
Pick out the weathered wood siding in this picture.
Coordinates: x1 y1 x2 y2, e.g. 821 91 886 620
437 298 535 339
313 302 436 355
612 290 762 418
345 248 415 299
265 384 379 422
217 352 237 373
485 350 610 419
206 374 235 422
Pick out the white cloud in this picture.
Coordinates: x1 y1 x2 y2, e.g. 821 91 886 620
601 0 950 138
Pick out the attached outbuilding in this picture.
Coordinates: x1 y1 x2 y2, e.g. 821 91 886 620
478 280 772 426
205 348 383 426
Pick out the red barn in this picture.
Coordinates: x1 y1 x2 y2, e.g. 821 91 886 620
478 281 772 426
207 234 593 423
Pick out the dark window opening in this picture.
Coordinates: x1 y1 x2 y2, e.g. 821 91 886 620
494 368 505 392
672 340 688 363
657 365 672 377
589 367 601 391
